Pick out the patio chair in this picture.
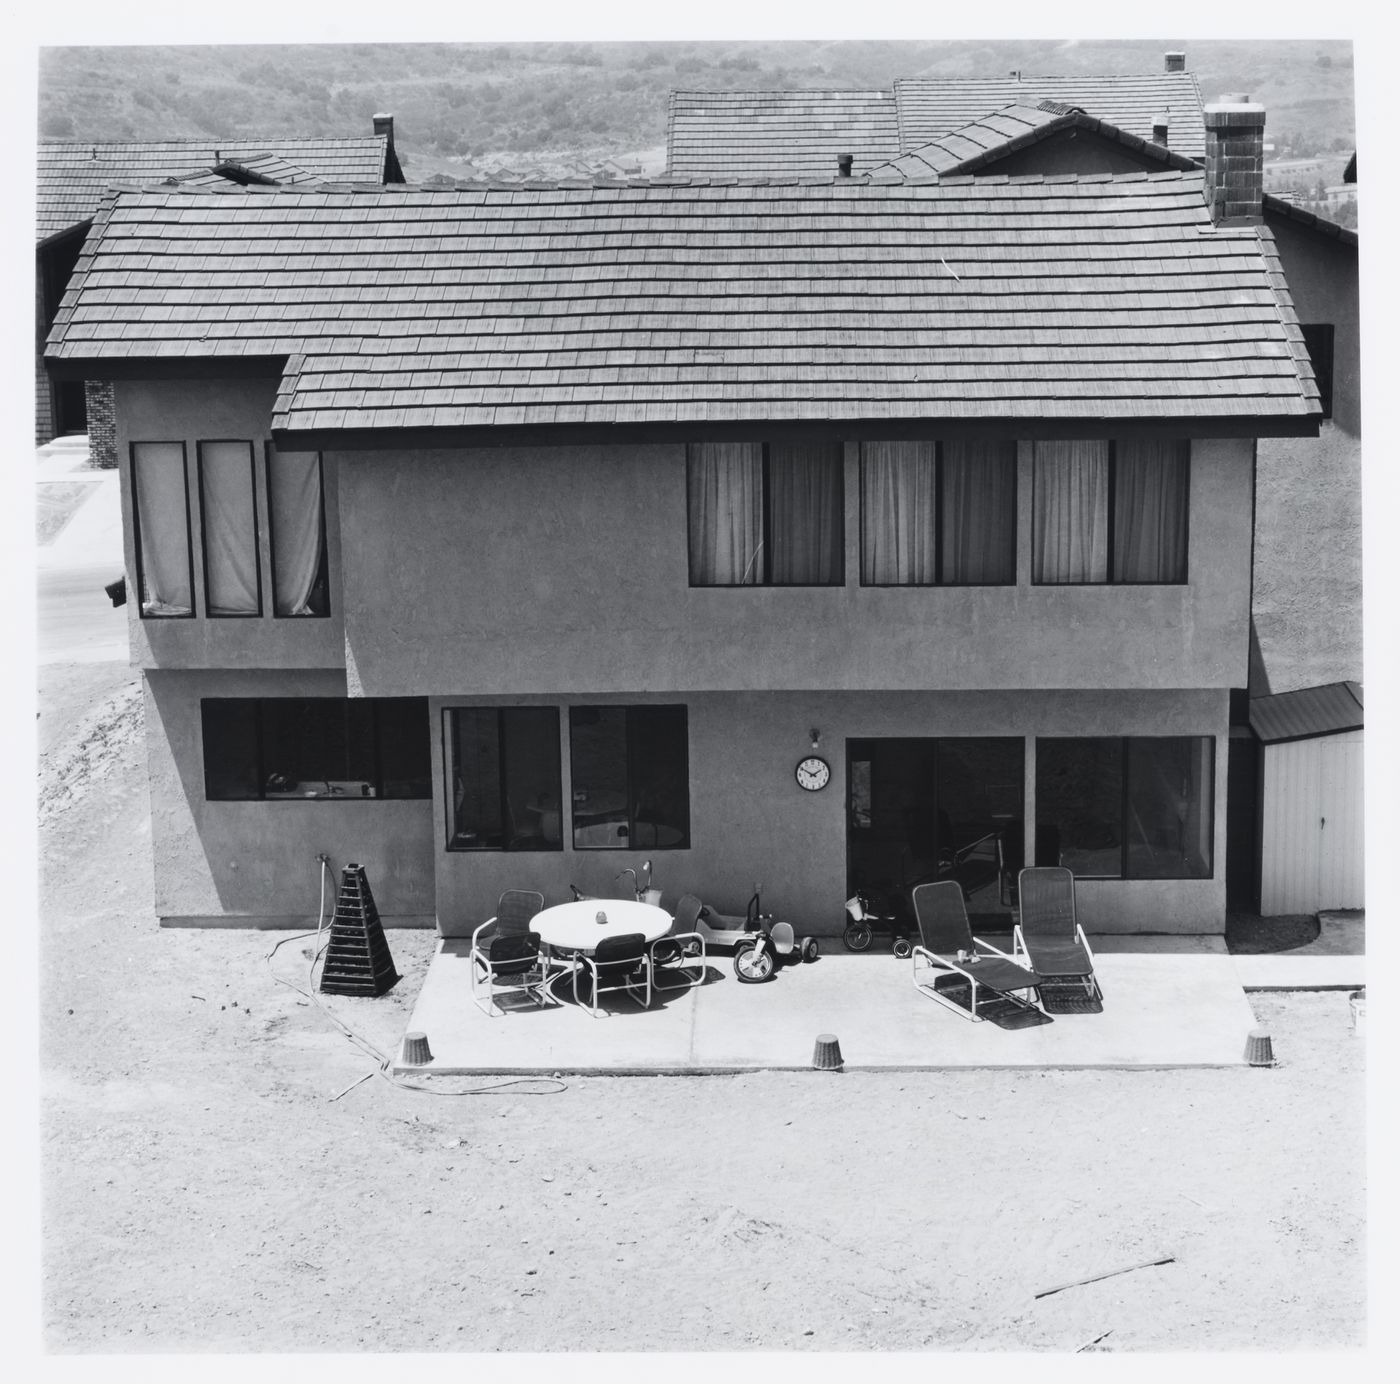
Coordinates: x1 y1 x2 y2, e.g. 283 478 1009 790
910 880 1043 1022
1014 867 1103 1014
651 894 707 991
469 889 547 1016
573 932 653 1018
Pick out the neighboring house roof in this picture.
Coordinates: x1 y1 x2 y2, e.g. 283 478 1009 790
1262 192 1359 248
868 101 1200 180
667 89 899 176
47 172 1320 442
36 136 393 239
168 153 319 188
667 71 1205 176
1343 150 1356 183
1250 681 1363 744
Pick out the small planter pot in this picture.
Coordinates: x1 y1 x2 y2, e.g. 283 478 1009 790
1349 989 1366 1036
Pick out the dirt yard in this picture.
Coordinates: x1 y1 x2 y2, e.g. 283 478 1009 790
38 661 1367 1352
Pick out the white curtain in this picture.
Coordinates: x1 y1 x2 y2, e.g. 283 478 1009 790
941 441 1017 584
861 441 937 584
132 442 193 615
1033 440 1110 583
268 449 326 615
1114 440 1189 582
769 443 843 584
200 442 259 615
688 443 763 584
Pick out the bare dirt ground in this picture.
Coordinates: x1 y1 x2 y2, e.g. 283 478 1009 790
38 660 1367 1353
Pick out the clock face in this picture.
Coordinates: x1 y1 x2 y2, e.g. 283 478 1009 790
795 756 831 792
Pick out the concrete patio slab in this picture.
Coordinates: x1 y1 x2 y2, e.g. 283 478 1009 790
395 939 1261 1074
1230 954 1365 990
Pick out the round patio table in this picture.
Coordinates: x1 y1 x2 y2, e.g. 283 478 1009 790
532 898 672 953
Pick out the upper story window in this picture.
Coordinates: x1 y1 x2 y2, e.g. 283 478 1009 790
1035 735 1214 879
202 697 430 801
860 440 1017 585
266 447 330 617
687 442 843 586
197 441 261 617
1032 440 1189 585
569 705 690 850
1300 324 1335 420
446 707 562 851
131 441 195 618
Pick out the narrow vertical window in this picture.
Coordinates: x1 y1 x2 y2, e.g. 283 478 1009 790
1032 440 1110 583
940 440 1017 584
1113 440 1189 583
569 705 690 849
861 441 937 584
446 707 562 850
198 441 260 616
266 447 329 616
131 441 194 617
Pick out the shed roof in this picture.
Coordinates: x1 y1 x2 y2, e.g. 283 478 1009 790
46 172 1320 442
1250 681 1363 744
36 136 391 239
667 71 1206 176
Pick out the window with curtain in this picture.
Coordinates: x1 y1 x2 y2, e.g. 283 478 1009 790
1033 440 1189 584
569 705 690 850
131 442 194 617
445 707 562 851
198 441 261 617
687 442 842 585
1035 736 1214 879
860 440 1016 585
201 698 430 801
266 447 329 616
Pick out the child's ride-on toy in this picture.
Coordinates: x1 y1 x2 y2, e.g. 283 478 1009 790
694 885 819 983
844 891 914 958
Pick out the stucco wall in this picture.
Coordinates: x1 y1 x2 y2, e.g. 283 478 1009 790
1253 217 1362 694
989 130 1163 178
145 668 435 924
337 437 1255 697
115 378 346 672
432 687 1230 937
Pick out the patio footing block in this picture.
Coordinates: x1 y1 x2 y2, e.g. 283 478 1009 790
812 1033 844 1070
1244 1027 1276 1066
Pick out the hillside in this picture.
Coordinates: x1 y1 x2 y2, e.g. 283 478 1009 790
38 38 1357 181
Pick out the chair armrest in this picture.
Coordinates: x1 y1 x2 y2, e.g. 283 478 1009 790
1012 924 1027 961
972 934 1016 961
1076 923 1096 964
912 945 968 976
470 916 499 949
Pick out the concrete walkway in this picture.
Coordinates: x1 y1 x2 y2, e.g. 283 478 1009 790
396 937 1263 1074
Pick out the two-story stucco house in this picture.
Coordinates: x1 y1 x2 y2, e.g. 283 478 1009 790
44 107 1321 939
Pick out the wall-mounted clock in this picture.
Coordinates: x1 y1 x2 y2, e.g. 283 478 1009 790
795 756 831 792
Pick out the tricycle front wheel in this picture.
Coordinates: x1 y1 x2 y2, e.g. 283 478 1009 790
734 940 776 983
842 922 872 952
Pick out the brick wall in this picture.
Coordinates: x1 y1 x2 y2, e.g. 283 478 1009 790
85 381 117 468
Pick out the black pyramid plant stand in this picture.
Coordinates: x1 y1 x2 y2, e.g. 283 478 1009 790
319 862 400 997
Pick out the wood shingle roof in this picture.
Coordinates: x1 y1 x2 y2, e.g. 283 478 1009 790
667 72 1207 176
37 136 391 240
46 173 1320 441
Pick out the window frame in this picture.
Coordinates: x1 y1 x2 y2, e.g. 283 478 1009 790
442 706 564 853
1030 440 1191 588
130 440 197 620
1300 323 1335 420
685 441 845 588
568 704 691 851
201 697 431 802
1034 734 1216 880
264 444 331 619
857 439 1019 588
196 439 263 619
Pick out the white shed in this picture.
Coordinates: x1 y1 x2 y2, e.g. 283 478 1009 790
1250 682 1364 915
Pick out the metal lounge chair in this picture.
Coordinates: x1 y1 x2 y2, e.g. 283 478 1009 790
911 880 1042 1022
650 895 707 991
573 932 653 1017
1014 867 1104 1014
469 889 547 1016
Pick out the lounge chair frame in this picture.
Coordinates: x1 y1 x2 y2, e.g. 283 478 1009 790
1013 866 1103 1006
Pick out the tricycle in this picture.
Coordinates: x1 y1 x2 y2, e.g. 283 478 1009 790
694 884 819 983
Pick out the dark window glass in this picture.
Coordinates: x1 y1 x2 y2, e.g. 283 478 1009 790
1033 440 1189 585
1300 324 1335 420
1035 736 1213 879
266 448 330 616
199 698 429 801
131 442 194 617
687 443 843 586
570 705 690 850
202 700 260 800
447 707 561 851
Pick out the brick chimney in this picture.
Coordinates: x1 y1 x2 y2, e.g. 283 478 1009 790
837 153 853 177
1165 51 1186 73
1203 96 1266 223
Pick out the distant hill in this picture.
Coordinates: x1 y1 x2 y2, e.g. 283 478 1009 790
38 39 1356 180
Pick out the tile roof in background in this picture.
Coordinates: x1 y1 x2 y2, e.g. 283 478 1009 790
668 72 1206 176
170 153 320 188
1249 681 1363 744
47 174 1320 438
666 89 899 177
36 136 390 239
